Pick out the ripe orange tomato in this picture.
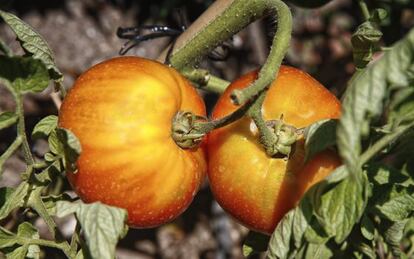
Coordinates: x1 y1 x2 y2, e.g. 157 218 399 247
207 66 341 234
59 57 207 228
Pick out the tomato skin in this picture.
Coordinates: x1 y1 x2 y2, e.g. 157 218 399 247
58 57 207 228
207 66 341 234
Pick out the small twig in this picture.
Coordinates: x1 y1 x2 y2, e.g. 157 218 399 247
50 92 62 110
169 0 293 155
360 122 414 165
182 68 230 94
15 92 35 166
357 0 371 21
0 136 22 166
0 38 13 57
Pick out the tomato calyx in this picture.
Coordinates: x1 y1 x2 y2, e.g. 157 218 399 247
172 103 250 149
264 118 302 158
171 111 208 149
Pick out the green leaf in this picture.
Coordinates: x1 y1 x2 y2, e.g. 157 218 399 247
35 159 62 184
303 219 329 244
292 199 312 248
304 119 337 162
370 8 388 24
243 231 270 257
56 128 82 172
374 185 414 221
0 227 17 248
0 182 29 220
0 187 15 209
0 56 49 94
0 112 17 130
5 246 27 259
266 198 312 259
16 222 40 259
267 209 294 258
368 164 411 187
0 222 40 259
360 215 375 241
337 27 414 176
44 152 56 162
357 242 376 259
313 171 369 243
298 242 333 259
382 219 409 257
75 250 86 259
48 129 61 155
388 88 414 126
351 20 383 69
351 8 387 69
0 10 63 81
323 165 350 184
42 192 74 216
32 115 58 139
56 201 128 259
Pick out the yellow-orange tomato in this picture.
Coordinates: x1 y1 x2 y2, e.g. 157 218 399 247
59 57 207 228
208 66 341 234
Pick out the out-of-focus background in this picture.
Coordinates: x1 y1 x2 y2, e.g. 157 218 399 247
0 0 413 258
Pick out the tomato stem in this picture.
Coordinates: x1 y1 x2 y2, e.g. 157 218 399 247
11 86 35 166
0 136 22 167
360 122 414 165
247 93 278 156
230 1 292 106
182 68 230 94
357 0 371 21
159 0 292 102
172 106 249 149
169 0 293 154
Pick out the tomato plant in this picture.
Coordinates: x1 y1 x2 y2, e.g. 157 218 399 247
208 66 341 234
58 56 207 228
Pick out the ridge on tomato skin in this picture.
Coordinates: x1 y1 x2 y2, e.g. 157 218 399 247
207 66 342 234
58 56 207 228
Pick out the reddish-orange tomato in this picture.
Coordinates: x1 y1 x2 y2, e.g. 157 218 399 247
59 57 207 228
207 66 341 234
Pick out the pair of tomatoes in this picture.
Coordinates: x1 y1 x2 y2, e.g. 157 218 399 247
58 56 341 234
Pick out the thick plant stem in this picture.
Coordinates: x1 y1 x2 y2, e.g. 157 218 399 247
169 0 292 153
28 188 73 257
160 0 292 103
15 93 35 166
0 136 22 166
229 1 292 105
198 102 251 132
360 122 414 165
